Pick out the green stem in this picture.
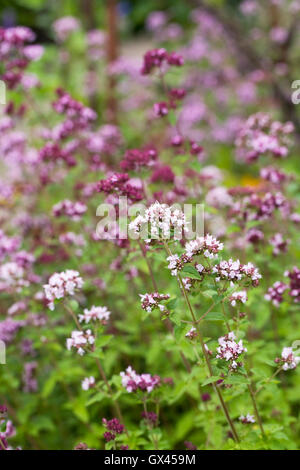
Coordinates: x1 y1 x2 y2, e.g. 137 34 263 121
63 303 127 429
163 241 240 443
247 380 266 439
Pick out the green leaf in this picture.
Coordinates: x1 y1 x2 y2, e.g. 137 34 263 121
181 265 203 280
201 376 220 386
224 375 250 385
86 392 105 407
205 311 225 322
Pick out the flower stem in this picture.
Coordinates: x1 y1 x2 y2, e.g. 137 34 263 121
163 241 240 443
247 380 266 439
63 303 127 428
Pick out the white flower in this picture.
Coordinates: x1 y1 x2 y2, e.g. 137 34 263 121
216 331 247 370
43 270 83 310
185 234 223 259
81 376 95 391
66 330 94 356
129 201 189 242
79 305 110 324
185 327 197 339
281 347 300 371
239 413 255 424
230 291 248 307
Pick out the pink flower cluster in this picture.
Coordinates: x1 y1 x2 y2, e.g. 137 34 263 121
81 376 95 391
120 366 160 393
265 281 288 307
0 262 29 291
43 270 83 310
236 113 294 163
52 200 87 221
212 259 262 286
167 253 194 276
229 290 248 307
0 409 16 450
78 305 111 324
141 48 183 75
0 26 43 90
275 347 300 371
120 147 157 171
0 230 20 261
285 267 300 303
52 89 97 139
239 414 255 424
129 201 189 241
52 16 80 42
260 166 289 185
66 329 95 356
102 418 125 442
98 173 144 202
216 331 247 370
185 234 224 259
0 318 24 344
140 292 170 313
185 327 198 339
270 233 289 256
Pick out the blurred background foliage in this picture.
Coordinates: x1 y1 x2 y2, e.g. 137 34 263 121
0 0 244 39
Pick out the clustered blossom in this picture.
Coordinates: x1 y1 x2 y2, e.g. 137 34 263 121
150 165 175 184
0 262 29 291
120 366 160 393
236 113 294 163
0 230 20 261
229 291 248 307
246 228 264 245
230 191 290 224
239 414 255 424
23 361 38 393
52 199 87 221
185 327 198 339
153 101 169 117
43 270 83 310
52 16 80 42
141 48 183 75
166 253 192 276
213 259 262 286
0 408 15 450
66 330 95 356
260 166 289 185
0 26 43 90
78 305 111 324
102 418 125 442
285 267 300 303
206 186 233 209
265 281 288 307
81 376 95 391
129 201 189 241
275 347 300 371
141 411 158 426
216 331 247 370
52 89 97 138
182 277 193 291
0 318 24 344
269 233 290 256
98 173 143 202
185 234 224 259
140 292 170 313
59 232 86 247
120 147 157 171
